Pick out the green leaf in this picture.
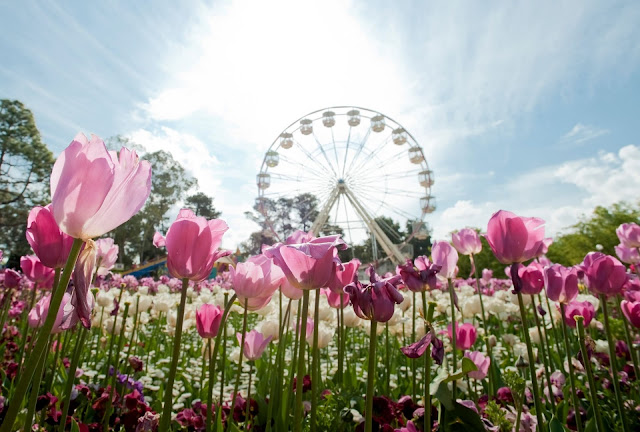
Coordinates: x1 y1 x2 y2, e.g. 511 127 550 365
583 418 597 432
442 402 486 432
549 415 569 432
70 418 81 432
430 358 479 410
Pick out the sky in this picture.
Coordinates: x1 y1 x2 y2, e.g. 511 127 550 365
1 0 639 249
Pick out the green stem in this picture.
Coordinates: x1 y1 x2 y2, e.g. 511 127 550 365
537 293 557 370
245 362 253 426
158 278 190 431
293 290 310 432
310 290 320 432
365 319 378 432
22 337 51 432
227 299 249 432
575 316 605 432
58 328 88 432
530 295 555 412
103 302 130 432
337 294 343 385
424 302 435 432
0 238 83 432
103 289 125 386
599 295 630 432
412 291 417 400
266 298 291 432
448 278 458 398
516 292 546 430
207 293 237 432
558 302 583 432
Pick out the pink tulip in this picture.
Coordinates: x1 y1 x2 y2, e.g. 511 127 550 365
616 223 640 248
563 300 595 328
481 269 493 282
28 293 77 333
327 258 360 294
615 244 640 265
20 256 54 288
544 264 579 304
165 209 229 282
396 256 441 292
237 330 272 361
196 304 224 338
518 262 544 295
465 351 491 380
582 253 627 297
3 269 21 289
485 210 551 264
26 204 75 269
95 238 119 276
345 266 403 322
50 133 152 239
71 241 97 329
621 300 640 328
537 255 552 267
451 228 482 256
321 288 350 309
285 230 314 244
264 235 346 290
431 241 458 279
280 277 303 300
230 254 284 310
153 231 166 248
447 323 477 350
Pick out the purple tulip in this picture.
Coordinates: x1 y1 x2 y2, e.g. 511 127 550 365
485 210 551 264
544 264 579 304
345 266 403 322
563 300 595 328
616 223 640 248
615 244 640 265
396 256 441 292
621 300 640 328
582 253 627 297
518 262 544 295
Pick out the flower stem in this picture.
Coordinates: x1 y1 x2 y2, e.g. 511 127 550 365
424 302 435 432
448 278 458 399
599 295 630 432
558 302 583 432
22 336 51 432
516 292 546 430
159 277 190 432
293 290 310 432
530 295 555 412
0 238 83 432
575 316 605 432
412 291 417 400
58 327 88 432
228 298 249 432
310 289 321 432
208 293 237 432
365 319 378 432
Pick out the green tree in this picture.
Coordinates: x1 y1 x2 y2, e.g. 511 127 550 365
0 100 54 266
547 202 640 266
185 192 221 219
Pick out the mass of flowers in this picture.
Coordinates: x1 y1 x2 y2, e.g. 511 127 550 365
1 134 640 432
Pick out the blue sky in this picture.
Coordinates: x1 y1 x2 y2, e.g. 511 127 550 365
1 0 639 248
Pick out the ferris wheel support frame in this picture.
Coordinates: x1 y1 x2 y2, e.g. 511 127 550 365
309 186 340 236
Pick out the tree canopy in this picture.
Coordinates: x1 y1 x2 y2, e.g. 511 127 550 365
0 100 54 266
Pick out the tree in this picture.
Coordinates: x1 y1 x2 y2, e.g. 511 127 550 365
0 100 54 266
547 202 640 266
185 192 221 219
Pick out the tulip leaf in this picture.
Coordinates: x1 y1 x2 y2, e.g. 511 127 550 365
440 401 486 432
70 418 80 432
430 357 478 410
549 415 569 432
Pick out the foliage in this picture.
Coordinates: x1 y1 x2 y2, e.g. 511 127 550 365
547 202 640 265
185 192 221 219
0 99 54 266
484 401 512 432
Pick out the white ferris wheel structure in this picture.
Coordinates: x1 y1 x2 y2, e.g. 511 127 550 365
256 106 435 264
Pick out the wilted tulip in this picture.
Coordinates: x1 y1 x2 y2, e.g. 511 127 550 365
196 304 223 338
544 264 579 304
485 210 551 264
396 256 440 292
95 238 118 276
50 133 152 239
165 209 229 282
345 266 403 322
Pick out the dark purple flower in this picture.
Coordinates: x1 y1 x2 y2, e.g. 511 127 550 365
345 266 403 322
396 257 441 292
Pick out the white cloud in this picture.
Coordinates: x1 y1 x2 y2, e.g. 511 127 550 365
432 145 640 240
560 123 609 145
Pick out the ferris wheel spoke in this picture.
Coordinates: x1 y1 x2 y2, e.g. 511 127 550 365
292 138 336 178
368 149 414 171
330 128 341 175
341 127 353 179
349 134 396 174
345 127 371 174
311 131 340 178
277 154 333 180
352 184 424 198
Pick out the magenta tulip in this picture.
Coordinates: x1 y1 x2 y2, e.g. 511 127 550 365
26 204 75 269
396 256 441 292
3 269 21 289
20 256 54 288
518 262 544 295
485 210 551 264
582 253 627 297
327 258 360 294
482 269 493 282
621 300 640 328
95 238 119 276
165 209 229 282
465 351 491 380
265 235 346 290
452 228 482 255
447 323 477 350
615 244 640 265
285 230 314 245
196 304 223 338
544 264 579 304
345 266 403 322
50 133 152 239
563 300 595 328
321 288 350 309
616 223 640 248
237 330 272 361
230 254 284 310
431 241 458 279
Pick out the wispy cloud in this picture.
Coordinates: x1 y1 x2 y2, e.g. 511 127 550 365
561 123 609 145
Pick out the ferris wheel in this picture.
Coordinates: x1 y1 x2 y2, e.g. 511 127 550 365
256 106 435 264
